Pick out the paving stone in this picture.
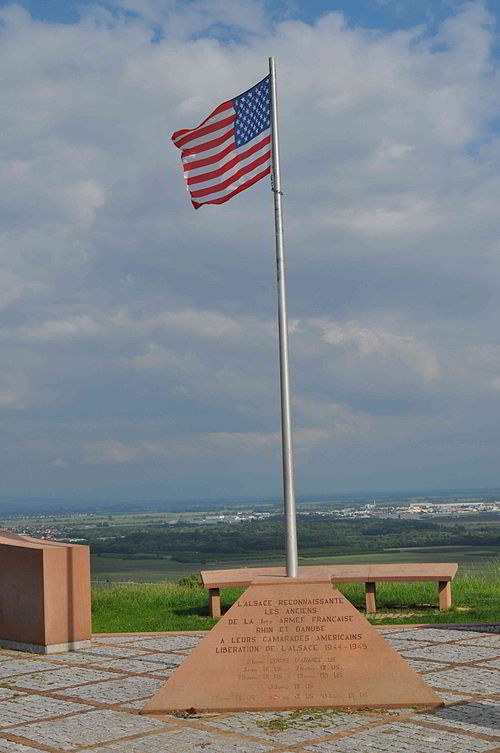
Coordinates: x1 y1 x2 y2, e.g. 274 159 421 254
399 628 487 643
116 699 146 710
124 636 201 651
47 647 149 665
63 676 164 704
0 652 33 659
478 658 500 670
426 666 500 694
304 721 495 752
383 636 433 651
0 695 92 727
11 709 168 750
458 636 500 647
450 626 500 635
0 690 26 701
93 660 172 677
0 741 45 752
404 658 449 673
78 646 150 659
92 637 139 644
0 660 62 679
377 627 408 633
417 700 500 736
402 643 500 663
84 727 275 752
36 652 109 666
97 653 187 675
4 667 117 691
438 690 477 703
373 625 415 637
204 709 373 744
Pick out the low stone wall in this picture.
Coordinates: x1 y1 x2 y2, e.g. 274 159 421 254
0 531 92 653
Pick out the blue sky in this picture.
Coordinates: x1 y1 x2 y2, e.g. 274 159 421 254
1 0 500 503
1 0 493 32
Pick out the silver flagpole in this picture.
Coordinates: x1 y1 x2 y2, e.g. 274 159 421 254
269 56 298 578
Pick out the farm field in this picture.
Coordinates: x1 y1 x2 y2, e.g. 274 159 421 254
91 544 500 583
0 510 221 530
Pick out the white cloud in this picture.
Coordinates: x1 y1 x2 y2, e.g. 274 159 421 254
203 427 335 452
0 386 23 407
83 440 140 464
324 198 444 238
0 270 44 309
115 0 269 39
63 180 107 226
127 342 200 372
81 425 335 465
53 458 69 467
144 310 243 339
293 397 368 436
16 315 101 341
0 308 274 344
314 320 441 381
0 372 31 408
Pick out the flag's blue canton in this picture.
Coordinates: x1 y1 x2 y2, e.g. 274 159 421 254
233 75 271 149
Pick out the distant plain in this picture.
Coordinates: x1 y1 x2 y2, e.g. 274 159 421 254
91 545 500 583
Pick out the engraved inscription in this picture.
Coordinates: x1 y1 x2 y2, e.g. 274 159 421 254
213 590 366 701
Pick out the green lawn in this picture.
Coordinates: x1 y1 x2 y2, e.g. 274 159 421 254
92 580 239 632
91 561 500 633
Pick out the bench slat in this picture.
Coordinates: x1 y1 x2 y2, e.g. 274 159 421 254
201 563 458 589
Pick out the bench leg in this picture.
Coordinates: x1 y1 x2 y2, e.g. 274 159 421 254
208 588 221 619
438 581 452 610
365 582 376 613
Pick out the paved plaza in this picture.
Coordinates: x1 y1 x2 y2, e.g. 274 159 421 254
1 626 500 752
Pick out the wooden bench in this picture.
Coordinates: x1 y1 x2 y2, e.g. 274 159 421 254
200 563 458 618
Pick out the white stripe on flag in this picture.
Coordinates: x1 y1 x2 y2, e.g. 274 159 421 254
178 120 235 152
172 102 233 146
192 157 271 204
182 136 235 166
185 131 270 182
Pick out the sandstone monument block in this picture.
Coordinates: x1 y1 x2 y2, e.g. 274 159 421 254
0 531 92 654
143 576 442 714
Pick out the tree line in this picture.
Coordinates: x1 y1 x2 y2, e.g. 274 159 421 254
86 515 497 560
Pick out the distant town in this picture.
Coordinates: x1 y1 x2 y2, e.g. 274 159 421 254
310 498 500 520
2 493 500 541
186 498 500 526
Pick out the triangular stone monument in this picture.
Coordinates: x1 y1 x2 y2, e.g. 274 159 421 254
142 577 442 714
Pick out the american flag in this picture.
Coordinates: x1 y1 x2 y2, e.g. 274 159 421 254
171 75 271 209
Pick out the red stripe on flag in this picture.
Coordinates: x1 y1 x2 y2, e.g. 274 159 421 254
186 135 271 185
182 141 236 172
174 113 235 149
192 166 271 208
171 101 232 145
182 127 234 156
189 150 271 198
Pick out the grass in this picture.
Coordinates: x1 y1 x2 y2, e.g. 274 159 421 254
256 708 349 731
92 580 244 632
91 561 500 633
337 573 500 625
